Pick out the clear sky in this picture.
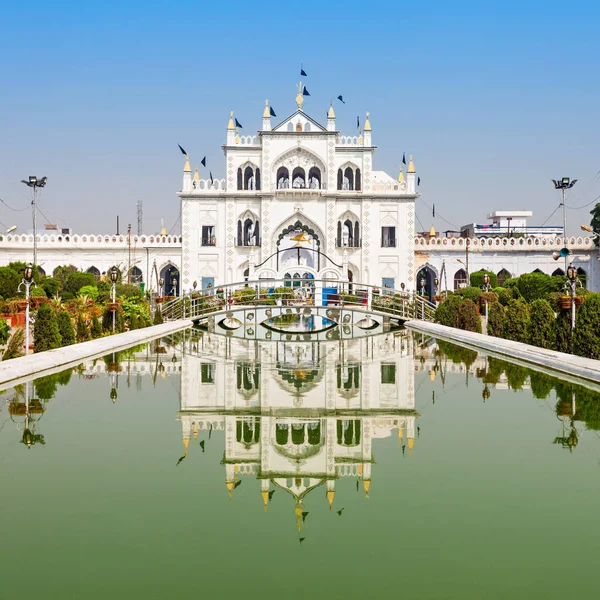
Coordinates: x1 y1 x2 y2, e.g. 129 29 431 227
1 0 599 236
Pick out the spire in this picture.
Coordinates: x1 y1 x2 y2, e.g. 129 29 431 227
364 111 371 131
226 481 234 499
263 99 270 118
407 154 415 173
397 166 405 183
183 437 189 457
328 102 335 119
262 490 269 512
408 437 415 456
193 167 200 181
183 155 191 173
429 225 436 237
327 490 335 509
235 127 240 144
227 110 235 130
160 218 167 236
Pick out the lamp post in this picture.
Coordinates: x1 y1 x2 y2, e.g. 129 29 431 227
482 273 491 333
110 267 118 333
552 177 578 272
109 352 118 403
159 277 164 296
171 276 177 297
420 277 426 297
567 264 578 330
18 264 34 354
20 175 47 268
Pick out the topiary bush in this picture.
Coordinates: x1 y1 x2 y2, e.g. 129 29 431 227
434 294 463 328
458 299 482 333
453 286 483 303
528 299 555 349
153 307 164 325
64 272 97 296
76 313 89 342
503 300 530 343
553 309 572 353
573 293 600 358
56 310 75 346
486 301 505 337
90 314 102 338
34 304 62 353
78 285 99 301
470 269 498 289
492 286 515 306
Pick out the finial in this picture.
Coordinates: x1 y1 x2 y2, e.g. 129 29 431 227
296 81 304 110
263 99 270 118
328 101 335 119
408 437 415 456
327 490 335 510
407 154 415 173
235 127 240 144
364 111 371 131
227 110 235 130
183 154 191 172
183 437 189 457
397 165 405 183
193 166 200 181
364 480 371 499
261 490 269 512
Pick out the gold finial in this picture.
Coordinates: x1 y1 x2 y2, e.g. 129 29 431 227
160 218 167 236
226 481 234 499
227 110 235 130
358 131 363 145
328 102 335 119
408 437 415 455
263 99 270 118
295 503 303 532
327 490 335 509
296 81 304 110
262 490 269 512
183 155 191 173
397 165 405 183
193 167 200 181
364 480 371 499
398 426 404 440
407 154 415 173
364 111 371 131
183 437 189 456
429 225 436 238
235 127 240 144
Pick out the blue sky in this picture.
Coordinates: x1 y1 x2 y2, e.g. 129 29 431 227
1 0 599 235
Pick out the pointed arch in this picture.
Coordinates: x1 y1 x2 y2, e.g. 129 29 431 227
497 268 511 286
454 268 467 290
86 266 101 279
552 267 565 277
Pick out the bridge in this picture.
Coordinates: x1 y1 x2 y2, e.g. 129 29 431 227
159 279 436 340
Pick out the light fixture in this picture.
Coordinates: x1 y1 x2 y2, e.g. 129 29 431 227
567 265 577 281
483 274 490 285
110 267 119 283
581 225 593 233
24 264 34 282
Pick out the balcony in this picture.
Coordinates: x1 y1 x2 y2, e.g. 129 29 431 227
336 238 361 248
381 239 397 248
202 237 216 247
235 238 261 248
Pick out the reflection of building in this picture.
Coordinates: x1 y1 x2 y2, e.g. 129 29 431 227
178 333 417 515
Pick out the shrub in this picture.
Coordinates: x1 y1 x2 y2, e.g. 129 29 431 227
504 300 530 343
553 310 572 353
153 307 164 325
573 293 600 359
470 269 498 289
78 285 99 301
515 272 564 303
529 371 554 400
0 266 21 300
492 286 515 306
528 299 555 349
76 313 89 342
0 318 10 346
57 310 75 346
2 327 25 360
102 306 125 333
130 313 139 330
434 294 462 328
41 277 61 298
53 265 79 288
30 286 47 298
90 314 102 338
486 301 505 337
116 283 144 299
453 286 483 303
34 304 62 353
64 272 97 296
458 299 482 333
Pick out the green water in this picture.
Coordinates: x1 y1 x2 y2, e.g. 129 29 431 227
1 332 600 600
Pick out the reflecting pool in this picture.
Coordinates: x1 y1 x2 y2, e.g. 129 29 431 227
1 331 600 599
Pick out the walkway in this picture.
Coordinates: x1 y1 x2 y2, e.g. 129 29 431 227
406 321 600 386
0 320 193 390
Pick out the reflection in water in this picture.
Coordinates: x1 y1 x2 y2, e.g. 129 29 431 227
264 313 336 333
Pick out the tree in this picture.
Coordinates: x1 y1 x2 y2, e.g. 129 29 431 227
52 265 79 288
590 203 600 248
0 318 10 346
34 304 62 353
0 266 21 300
76 313 89 342
102 306 124 333
504 300 530 343
64 272 96 296
529 371 554 400
487 301 505 337
2 327 25 360
458 299 482 333
528 299 555 349
41 277 61 298
56 310 75 346
90 314 102 338
434 294 462 328
573 293 600 358
492 286 516 306
470 269 498 288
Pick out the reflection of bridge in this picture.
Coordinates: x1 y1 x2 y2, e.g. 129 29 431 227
160 278 436 339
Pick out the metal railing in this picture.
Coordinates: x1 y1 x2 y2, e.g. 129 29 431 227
159 278 437 324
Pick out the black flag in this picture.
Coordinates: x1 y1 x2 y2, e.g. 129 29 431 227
235 118 243 129
201 156 206 167
419 177 421 187
178 144 187 156
357 116 360 130
270 106 276 117
402 153 406 165
300 64 307 76
432 203 435 217
302 86 310 96
209 171 214 185
337 95 345 104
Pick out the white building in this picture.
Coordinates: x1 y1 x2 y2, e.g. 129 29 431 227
178 88 418 291
461 210 563 238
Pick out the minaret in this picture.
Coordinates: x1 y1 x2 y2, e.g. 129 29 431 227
407 154 416 194
363 112 371 146
262 99 272 131
227 110 236 145
327 102 336 132
193 166 200 188
182 155 192 192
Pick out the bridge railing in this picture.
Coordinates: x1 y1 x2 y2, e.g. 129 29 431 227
159 279 437 323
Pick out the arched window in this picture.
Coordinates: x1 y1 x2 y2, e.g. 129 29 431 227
308 167 321 189
533 268 544 274
254 220 260 245
129 266 143 284
343 167 354 191
295 123 303 132
277 167 290 189
292 167 306 189
454 268 467 290
336 221 342 246
343 219 354 247
237 220 243 246
255 168 261 191
237 168 243 190
497 268 511 286
354 221 360 247
86 266 101 279
243 218 254 245
355 168 361 191
552 268 565 277
337 169 343 190
287 123 294 132
577 267 587 288
304 123 311 132
284 272 292 287
244 166 255 190
37 266 46 277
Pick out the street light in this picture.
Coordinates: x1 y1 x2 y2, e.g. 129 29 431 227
482 273 491 333
552 177 578 272
420 277 426 296
159 277 164 296
20 175 47 268
171 276 178 297
566 264 578 330
18 264 34 355
110 267 119 333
